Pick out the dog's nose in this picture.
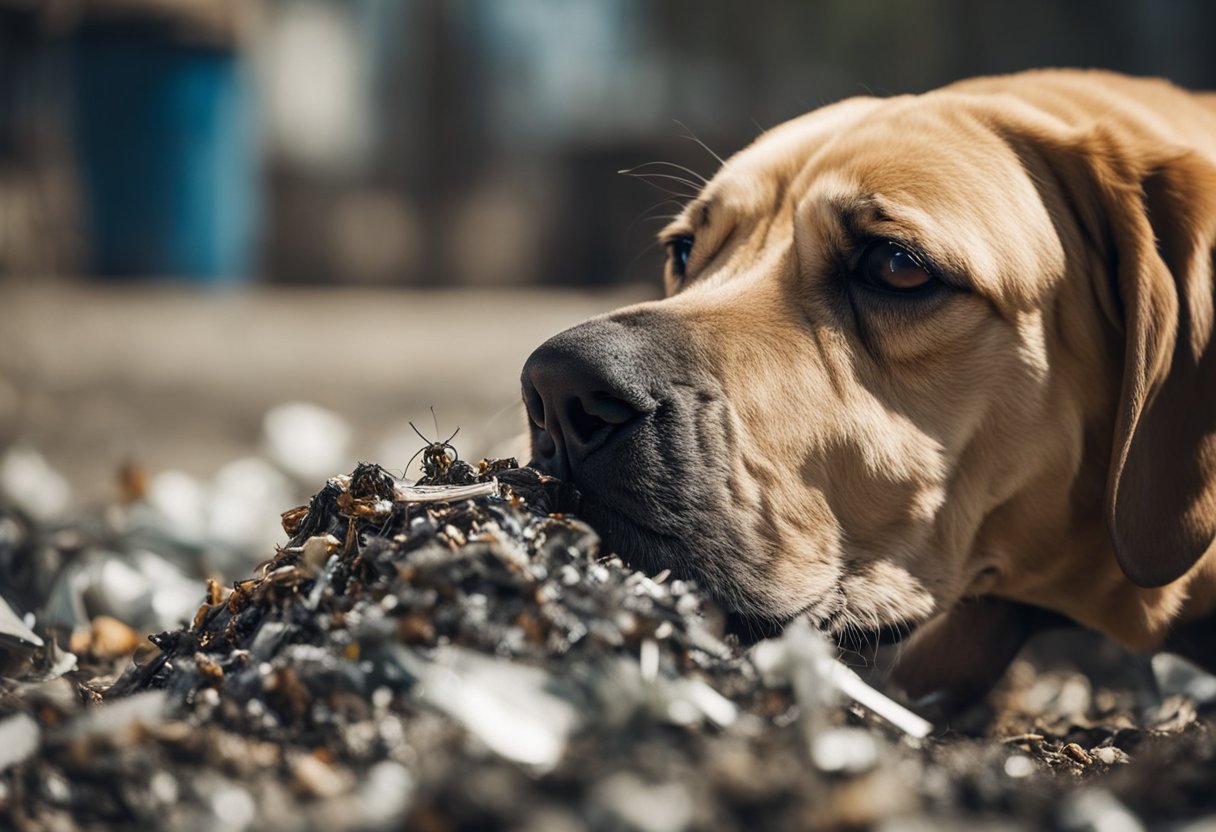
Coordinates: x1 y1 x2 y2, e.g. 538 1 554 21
521 329 652 479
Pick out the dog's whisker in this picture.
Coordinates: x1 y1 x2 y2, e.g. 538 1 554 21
622 160 711 185
619 167 701 186
630 179 700 201
622 159 710 184
632 197 687 217
620 170 703 196
479 397 527 441
672 119 726 167
638 215 683 226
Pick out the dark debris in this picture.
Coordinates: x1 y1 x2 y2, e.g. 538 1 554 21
2 460 1216 831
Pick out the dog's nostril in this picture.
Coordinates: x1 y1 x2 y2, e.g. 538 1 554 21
585 393 640 425
565 399 606 446
523 383 546 430
564 394 642 447
533 429 556 459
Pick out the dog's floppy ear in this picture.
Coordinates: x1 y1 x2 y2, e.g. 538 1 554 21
1063 130 1216 587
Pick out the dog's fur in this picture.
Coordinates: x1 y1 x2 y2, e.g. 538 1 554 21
522 69 1216 703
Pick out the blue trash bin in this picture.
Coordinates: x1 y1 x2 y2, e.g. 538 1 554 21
71 26 258 283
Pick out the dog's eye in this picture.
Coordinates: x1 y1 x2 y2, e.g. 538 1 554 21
666 235 694 277
858 240 933 292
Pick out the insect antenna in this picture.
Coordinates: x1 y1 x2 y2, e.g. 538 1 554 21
405 445 426 478
409 420 431 444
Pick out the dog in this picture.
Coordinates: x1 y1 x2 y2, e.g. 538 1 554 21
520 69 1216 709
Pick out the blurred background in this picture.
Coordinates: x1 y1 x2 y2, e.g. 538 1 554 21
1 0 1215 551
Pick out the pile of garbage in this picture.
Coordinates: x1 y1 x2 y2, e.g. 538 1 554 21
3 445 1216 830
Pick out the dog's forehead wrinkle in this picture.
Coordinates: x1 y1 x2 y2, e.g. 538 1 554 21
795 115 1061 310
672 195 712 233
702 97 886 221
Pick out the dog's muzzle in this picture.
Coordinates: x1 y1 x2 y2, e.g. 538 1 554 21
519 312 754 595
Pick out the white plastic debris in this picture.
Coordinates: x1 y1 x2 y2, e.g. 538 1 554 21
0 594 43 650
1152 652 1216 706
1058 789 1145 832
751 620 933 740
817 655 934 739
811 727 880 774
42 549 201 633
19 639 77 683
262 402 352 483
593 773 695 832
597 649 740 731
206 780 257 832
0 593 53 679
640 638 660 683
131 550 204 627
670 677 738 728
1092 746 1130 766
781 618 838 718
1003 754 1037 778
392 645 579 771
357 761 415 829
0 444 71 524
0 713 40 773
394 480 499 503
1023 672 1093 718
144 770 179 807
145 469 208 541
207 457 294 553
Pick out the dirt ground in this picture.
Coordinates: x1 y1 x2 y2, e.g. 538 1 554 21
0 280 653 501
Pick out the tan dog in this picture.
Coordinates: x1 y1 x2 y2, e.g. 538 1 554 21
521 69 1216 705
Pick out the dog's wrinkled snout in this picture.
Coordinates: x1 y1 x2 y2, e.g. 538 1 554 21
521 324 652 480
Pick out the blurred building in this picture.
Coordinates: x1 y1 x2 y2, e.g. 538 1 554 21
1 0 1214 286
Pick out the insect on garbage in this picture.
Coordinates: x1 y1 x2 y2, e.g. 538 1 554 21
406 408 476 486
